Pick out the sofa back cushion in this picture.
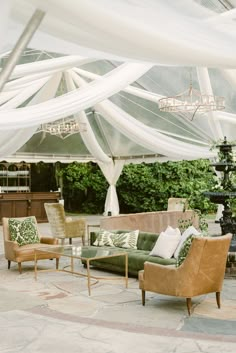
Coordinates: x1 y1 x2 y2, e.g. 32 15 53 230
137 232 159 251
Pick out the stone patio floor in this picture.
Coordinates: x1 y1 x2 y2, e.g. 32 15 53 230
0 216 236 353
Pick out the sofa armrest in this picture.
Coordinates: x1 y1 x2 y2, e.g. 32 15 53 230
40 237 58 245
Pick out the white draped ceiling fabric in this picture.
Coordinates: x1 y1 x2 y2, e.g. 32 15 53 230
1 0 236 215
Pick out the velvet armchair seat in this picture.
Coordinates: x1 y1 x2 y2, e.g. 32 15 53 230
139 233 232 315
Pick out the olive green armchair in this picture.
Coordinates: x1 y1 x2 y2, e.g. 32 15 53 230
44 203 86 245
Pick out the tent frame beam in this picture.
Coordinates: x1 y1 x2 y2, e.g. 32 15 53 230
0 8 45 92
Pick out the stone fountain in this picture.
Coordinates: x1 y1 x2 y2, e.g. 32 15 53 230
204 137 236 251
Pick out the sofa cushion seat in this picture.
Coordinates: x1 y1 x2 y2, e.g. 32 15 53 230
86 244 176 276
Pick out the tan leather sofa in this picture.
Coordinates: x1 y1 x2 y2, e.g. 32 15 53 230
100 210 199 233
2 216 59 274
139 233 232 315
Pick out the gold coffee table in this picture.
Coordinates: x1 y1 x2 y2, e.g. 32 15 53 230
34 245 128 295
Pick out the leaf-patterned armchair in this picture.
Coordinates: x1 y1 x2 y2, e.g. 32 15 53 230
2 216 59 273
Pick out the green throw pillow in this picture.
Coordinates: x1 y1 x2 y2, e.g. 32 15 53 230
176 234 194 267
8 217 40 246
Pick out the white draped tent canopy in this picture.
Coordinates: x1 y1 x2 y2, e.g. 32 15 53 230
1 0 236 215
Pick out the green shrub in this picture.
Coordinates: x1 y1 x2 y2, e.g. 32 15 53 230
58 159 216 215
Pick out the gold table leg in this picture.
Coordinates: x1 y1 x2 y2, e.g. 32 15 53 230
34 251 37 281
125 253 128 288
71 257 74 273
87 259 91 296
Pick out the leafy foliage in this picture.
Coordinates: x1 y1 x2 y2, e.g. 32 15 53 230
117 160 217 214
57 162 108 214
58 159 217 215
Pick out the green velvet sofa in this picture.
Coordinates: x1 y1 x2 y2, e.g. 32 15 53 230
87 230 176 277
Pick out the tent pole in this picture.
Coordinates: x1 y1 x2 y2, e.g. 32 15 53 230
0 8 45 92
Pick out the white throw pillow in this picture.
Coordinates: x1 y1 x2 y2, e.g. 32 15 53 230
149 230 181 259
164 225 181 237
174 226 201 259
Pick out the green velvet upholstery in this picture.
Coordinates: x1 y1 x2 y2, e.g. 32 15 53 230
88 230 176 277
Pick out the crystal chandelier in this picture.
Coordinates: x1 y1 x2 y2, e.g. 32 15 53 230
158 83 225 120
40 117 87 139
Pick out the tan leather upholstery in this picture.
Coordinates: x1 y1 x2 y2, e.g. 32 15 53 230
139 233 232 315
2 216 59 274
100 210 198 233
44 203 86 245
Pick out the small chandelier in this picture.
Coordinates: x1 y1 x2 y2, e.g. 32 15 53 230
40 117 87 139
158 83 225 120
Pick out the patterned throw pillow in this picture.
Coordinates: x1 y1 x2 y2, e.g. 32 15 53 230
176 234 194 267
8 217 40 246
93 230 139 249
174 226 201 259
93 230 114 247
111 230 139 249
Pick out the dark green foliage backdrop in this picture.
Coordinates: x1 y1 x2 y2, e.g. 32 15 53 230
57 159 217 214
58 162 108 214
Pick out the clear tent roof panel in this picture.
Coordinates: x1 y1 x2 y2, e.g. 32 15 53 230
1 1 236 164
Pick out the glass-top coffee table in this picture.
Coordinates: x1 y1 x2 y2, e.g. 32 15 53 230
34 245 128 295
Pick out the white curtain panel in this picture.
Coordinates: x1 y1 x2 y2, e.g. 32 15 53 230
94 100 216 160
98 160 125 216
73 67 164 102
0 62 152 129
64 70 111 164
0 90 20 105
0 76 50 109
196 67 224 141
7 55 94 79
73 67 216 144
8 0 236 68
71 71 214 160
0 72 62 157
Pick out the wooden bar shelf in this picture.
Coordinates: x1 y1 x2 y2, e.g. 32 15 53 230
0 192 60 223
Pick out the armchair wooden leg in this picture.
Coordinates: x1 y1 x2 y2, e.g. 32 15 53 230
216 292 221 309
69 238 72 245
186 298 192 315
18 262 22 274
8 260 11 269
56 258 59 270
142 290 146 306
